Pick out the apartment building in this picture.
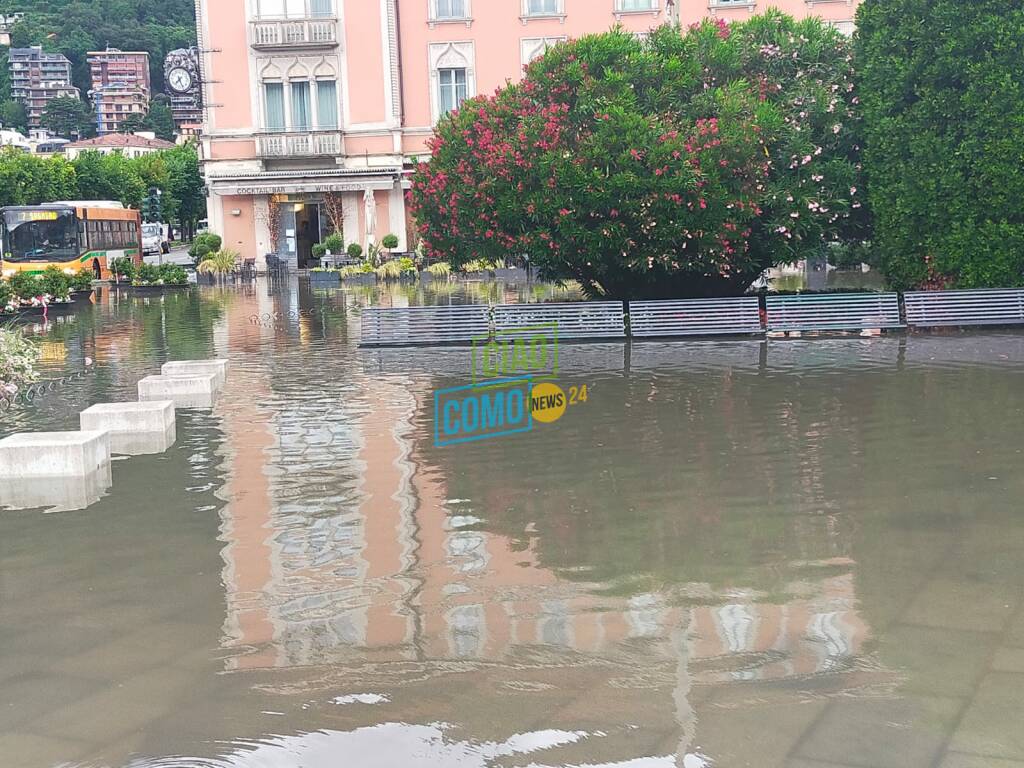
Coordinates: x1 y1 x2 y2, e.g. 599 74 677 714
7 46 80 130
196 0 860 269
88 49 152 134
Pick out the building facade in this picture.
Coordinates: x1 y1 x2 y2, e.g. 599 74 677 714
63 132 176 160
196 0 860 269
8 46 80 130
88 49 152 135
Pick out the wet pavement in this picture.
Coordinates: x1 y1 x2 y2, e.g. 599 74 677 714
1 278 1023 768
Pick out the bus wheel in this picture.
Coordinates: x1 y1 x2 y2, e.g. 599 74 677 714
93 260 101 280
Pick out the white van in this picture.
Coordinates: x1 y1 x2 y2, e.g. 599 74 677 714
142 223 170 255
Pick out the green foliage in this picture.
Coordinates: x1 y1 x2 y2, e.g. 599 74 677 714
73 151 146 208
311 243 328 258
196 249 237 276
856 0 1024 289
157 263 188 284
8 271 43 299
425 261 452 278
2 1 196 96
118 113 147 135
109 256 135 281
375 261 403 280
189 233 222 262
346 243 363 259
323 232 344 253
339 263 374 278
412 14 864 299
397 256 416 272
0 327 40 394
38 266 71 300
0 149 77 208
41 96 95 139
143 102 176 141
69 270 95 292
0 100 27 133
0 277 13 311
462 259 496 274
381 233 400 250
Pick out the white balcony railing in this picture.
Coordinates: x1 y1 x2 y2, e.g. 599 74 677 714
257 130 342 158
251 18 339 48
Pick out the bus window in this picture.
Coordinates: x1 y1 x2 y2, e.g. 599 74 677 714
1 209 78 263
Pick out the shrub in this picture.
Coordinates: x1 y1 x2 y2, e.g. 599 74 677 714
340 264 373 278
8 272 43 300
411 14 864 299
312 243 328 259
381 234 400 250
0 328 40 397
323 232 345 254
70 270 95 292
109 257 135 281
375 261 403 280
157 263 188 285
0 279 13 312
346 243 363 260
857 0 1024 288
425 261 452 278
189 233 223 263
197 249 238 277
397 256 416 273
39 267 72 301
133 263 161 285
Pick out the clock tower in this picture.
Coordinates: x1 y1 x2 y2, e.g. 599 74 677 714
163 47 202 132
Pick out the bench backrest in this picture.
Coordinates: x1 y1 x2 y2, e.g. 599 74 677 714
360 305 490 347
629 297 763 337
904 289 1024 328
493 302 625 340
766 293 903 331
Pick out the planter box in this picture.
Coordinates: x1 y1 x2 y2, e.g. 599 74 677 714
492 268 528 282
341 273 377 285
310 272 341 287
123 284 193 294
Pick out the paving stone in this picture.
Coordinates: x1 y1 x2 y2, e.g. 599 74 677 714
796 695 963 768
881 625 996 697
903 577 1017 632
950 674 1024 761
939 753 1024 768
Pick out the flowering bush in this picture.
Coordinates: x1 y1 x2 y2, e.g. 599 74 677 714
411 12 864 299
857 0 1024 289
0 327 40 399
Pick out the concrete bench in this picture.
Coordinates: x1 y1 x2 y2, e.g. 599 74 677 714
766 293 903 333
629 298 764 338
493 302 626 340
904 289 1024 328
360 305 490 347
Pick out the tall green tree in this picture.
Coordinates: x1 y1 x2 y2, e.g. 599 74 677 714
118 113 147 135
72 150 146 208
0 101 28 133
142 102 176 141
164 143 206 237
0 149 77 208
857 0 1024 289
41 96 95 139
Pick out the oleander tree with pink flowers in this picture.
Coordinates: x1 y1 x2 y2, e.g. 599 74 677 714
410 12 865 299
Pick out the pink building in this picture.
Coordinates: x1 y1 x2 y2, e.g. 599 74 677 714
196 0 859 269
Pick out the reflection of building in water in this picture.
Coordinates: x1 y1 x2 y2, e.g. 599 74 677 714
215 307 868 683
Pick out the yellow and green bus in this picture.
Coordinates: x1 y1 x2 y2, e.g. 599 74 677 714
1 202 143 280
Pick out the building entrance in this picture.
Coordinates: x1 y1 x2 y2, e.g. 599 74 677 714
294 203 323 269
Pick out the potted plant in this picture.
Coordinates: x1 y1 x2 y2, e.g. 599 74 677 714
340 261 377 284
0 327 40 403
189 233 223 266
109 256 135 285
196 249 238 284
346 243 363 262
381 233 400 258
70 270 96 299
421 261 453 283
128 263 191 291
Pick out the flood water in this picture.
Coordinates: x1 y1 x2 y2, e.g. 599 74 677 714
1 279 1023 768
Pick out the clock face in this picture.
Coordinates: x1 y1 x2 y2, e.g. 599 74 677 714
168 67 193 94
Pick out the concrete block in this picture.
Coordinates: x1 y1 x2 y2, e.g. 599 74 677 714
161 360 227 389
80 401 177 456
138 374 217 409
0 465 112 512
0 431 111 478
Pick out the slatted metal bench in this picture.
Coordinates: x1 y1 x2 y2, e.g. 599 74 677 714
629 298 764 338
766 293 903 332
360 305 491 347
493 302 626 340
904 289 1024 328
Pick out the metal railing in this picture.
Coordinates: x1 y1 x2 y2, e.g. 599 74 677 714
630 297 763 337
256 130 342 158
904 288 1024 328
251 18 339 48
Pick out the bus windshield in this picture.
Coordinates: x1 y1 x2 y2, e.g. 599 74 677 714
2 209 79 263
